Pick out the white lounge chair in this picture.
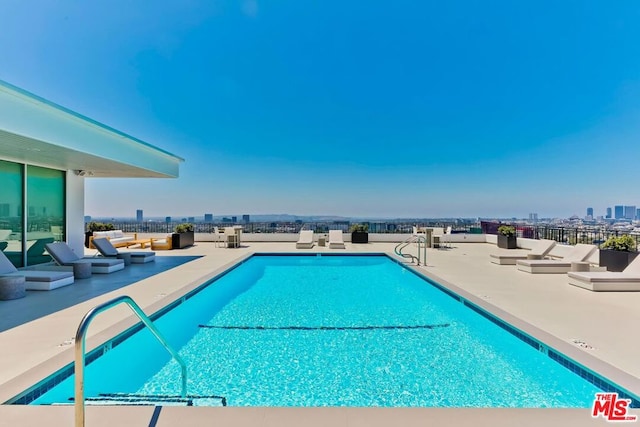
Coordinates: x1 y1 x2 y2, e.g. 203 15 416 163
212 227 226 247
329 230 345 249
92 238 155 264
568 255 640 291
516 244 597 274
440 226 453 248
490 239 556 265
0 250 74 291
45 242 125 274
296 230 314 249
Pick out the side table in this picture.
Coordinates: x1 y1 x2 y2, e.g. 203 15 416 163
73 262 93 279
571 261 590 272
117 253 132 266
0 275 26 300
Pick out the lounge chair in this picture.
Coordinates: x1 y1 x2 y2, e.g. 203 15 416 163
328 230 345 249
45 242 125 273
92 238 155 264
516 244 597 274
296 230 314 249
568 255 640 291
212 227 226 247
150 235 172 250
0 250 74 290
490 239 556 265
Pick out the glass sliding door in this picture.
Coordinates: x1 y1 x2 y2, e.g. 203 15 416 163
26 165 65 266
0 160 23 267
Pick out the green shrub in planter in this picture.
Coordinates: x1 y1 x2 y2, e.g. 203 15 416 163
172 223 195 249
497 225 516 237
599 235 638 272
350 224 369 244
497 225 516 249
601 235 636 252
174 223 194 233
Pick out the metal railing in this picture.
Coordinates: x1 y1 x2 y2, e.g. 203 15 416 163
81 220 640 247
480 221 640 248
395 234 427 265
74 295 187 427
84 221 480 235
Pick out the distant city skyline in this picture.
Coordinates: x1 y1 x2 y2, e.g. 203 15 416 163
3 2 640 218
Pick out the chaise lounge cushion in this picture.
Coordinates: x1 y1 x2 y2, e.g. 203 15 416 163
329 230 345 249
490 239 556 265
0 250 74 291
568 255 640 291
46 242 125 274
516 244 597 274
92 238 155 264
296 230 314 249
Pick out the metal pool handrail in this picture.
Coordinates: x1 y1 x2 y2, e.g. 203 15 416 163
74 295 187 427
395 234 427 265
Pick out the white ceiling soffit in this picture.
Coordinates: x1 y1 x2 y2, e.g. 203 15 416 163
0 80 184 178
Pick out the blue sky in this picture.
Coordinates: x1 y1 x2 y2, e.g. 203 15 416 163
1 1 640 218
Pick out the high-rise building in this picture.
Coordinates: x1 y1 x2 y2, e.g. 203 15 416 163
614 205 624 219
136 209 143 222
636 209 640 220
606 207 612 219
624 206 636 220
188 216 195 223
231 216 237 222
242 214 250 223
586 207 593 221
204 213 213 222
528 213 538 222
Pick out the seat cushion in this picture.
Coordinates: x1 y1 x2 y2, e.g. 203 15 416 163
7 270 73 282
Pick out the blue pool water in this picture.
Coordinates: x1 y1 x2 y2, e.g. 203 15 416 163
24 255 630 407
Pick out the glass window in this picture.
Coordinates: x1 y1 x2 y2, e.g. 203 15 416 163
0 160 23 267
26 165 65 266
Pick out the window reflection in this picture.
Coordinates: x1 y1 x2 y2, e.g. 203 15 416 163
26 165 65 266
0 160 23 267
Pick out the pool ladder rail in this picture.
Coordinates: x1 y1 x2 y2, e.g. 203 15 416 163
395 234 427 265
74 295 188 427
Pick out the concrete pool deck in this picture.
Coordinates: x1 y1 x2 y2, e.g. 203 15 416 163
1 241 639 426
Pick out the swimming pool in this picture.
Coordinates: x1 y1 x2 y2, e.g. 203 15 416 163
12 254 640 407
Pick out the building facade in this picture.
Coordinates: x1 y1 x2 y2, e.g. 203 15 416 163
0 80 183 268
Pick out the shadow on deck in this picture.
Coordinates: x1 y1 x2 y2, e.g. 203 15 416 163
0 256 201 333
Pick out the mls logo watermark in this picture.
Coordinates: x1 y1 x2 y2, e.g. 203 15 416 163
592 393 637 422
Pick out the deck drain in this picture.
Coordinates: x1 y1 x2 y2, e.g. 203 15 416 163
571 339 595 350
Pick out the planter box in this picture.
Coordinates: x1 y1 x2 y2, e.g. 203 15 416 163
84 231 93 248
172 231 194 249
351 231 369 244
497 235 517 249
599 250 639 272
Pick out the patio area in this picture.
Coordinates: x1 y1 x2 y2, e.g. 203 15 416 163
1 240 639 426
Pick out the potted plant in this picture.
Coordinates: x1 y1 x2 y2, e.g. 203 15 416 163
84 221 115 248
497 225 517 249
172 223 195 249
350 223 369 244
599 235 638 272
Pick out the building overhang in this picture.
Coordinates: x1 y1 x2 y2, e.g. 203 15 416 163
0 80 183 177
